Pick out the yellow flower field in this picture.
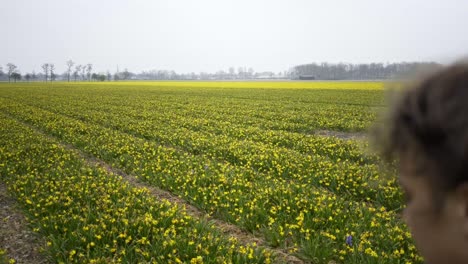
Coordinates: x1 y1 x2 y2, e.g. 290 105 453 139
0 81 421 263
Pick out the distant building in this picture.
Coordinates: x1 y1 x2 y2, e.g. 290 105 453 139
298 75 316 80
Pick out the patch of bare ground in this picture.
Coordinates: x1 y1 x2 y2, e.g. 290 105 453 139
0 183 49 264
314 129 368 141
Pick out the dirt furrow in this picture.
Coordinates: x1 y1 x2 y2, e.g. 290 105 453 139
0 183 49 264
314 129 368 141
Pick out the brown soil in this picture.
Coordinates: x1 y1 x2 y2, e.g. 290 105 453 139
314 129 368 141
0 183 49 264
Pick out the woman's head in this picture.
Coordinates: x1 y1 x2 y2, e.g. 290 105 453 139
378 63 468 264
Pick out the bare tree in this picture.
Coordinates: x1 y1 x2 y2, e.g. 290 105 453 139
248 67 254 78
0 66 3 79
41 63 49 82
80 65 86 81
50 64 56 81
66 60 74 82
6 63 18 83
86 64 92 81
73 65 81 81
25 73 31 82
122 68 130 80
11 72 21 82
237 67 244 79
228 67 236 79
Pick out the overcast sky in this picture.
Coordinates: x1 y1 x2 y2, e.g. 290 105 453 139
2 0 468 74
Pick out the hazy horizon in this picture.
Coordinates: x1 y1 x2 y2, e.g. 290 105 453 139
2 0 468 74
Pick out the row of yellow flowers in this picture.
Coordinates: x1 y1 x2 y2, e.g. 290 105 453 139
1 91 396 209
0 114 272 263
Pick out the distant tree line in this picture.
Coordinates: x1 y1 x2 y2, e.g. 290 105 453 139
0 61 112 82
136 68 286 80
291 62 443 80
2 63 22 82
0 61 445 82
0 62 286 82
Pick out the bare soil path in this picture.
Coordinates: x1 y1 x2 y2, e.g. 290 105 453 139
0 183 49 264
314 129 368 141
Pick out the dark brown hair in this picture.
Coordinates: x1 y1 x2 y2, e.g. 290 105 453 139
377 63 468 194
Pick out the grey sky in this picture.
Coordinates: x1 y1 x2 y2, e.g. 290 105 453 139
2 0 468 74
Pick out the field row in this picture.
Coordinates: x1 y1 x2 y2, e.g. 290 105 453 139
5 90 377 163
0 83 384 133
0 113 272 263
0 95 396 209
0 94 419 263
